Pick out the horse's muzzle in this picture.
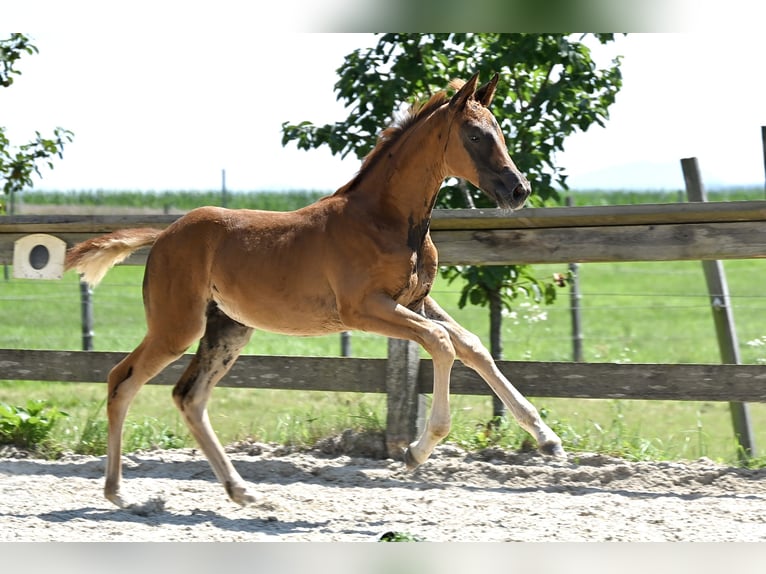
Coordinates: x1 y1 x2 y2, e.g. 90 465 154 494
494 169 531 211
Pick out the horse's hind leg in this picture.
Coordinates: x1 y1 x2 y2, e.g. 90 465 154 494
172 303 254 506
105 338 186 508
422 296 565 459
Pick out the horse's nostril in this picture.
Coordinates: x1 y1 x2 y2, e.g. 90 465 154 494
512 183 529 202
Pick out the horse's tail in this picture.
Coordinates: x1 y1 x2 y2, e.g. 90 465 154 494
65 228 163 287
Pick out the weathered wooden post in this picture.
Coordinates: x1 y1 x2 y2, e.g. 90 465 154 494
567 196 584 362
681 156 755 461
3 189 14 281
340 331 352 357
385 337 426 459
488 290 506 420
79 278 94 351
761 126 766 196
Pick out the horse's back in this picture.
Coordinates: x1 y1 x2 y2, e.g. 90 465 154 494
147 203 346 335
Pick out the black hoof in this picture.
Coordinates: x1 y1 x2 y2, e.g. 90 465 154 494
540 441 567 459
403 448 421 470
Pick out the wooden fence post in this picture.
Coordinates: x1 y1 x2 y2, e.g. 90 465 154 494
79 278 94 351
761 126 766 196
489 290 506 420
385 337 426 459
567 196 584 362
681 156 755 461
340 331 352 357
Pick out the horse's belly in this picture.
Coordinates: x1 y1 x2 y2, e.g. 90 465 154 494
213 294 344 336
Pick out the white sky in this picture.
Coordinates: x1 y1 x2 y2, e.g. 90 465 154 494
2 31 765 193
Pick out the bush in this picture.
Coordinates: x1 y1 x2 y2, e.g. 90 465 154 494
0 399 68 452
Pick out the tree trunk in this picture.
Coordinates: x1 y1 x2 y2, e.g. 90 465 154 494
458 179 476 209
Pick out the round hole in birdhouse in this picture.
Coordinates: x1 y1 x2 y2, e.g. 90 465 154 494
29 244 50 270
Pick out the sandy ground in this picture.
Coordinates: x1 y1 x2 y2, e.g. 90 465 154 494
3 435 766 542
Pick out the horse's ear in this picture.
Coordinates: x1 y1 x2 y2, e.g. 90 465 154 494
475 73 499 107
449 73 479 111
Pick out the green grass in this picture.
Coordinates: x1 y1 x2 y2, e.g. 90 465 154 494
3 186 766 465
3 259 766 465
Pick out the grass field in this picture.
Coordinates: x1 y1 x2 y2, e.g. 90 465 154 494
3 187 766 465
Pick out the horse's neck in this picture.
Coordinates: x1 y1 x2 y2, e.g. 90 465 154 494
360 121 447 226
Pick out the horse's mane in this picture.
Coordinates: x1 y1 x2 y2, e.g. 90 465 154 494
335 85 455 194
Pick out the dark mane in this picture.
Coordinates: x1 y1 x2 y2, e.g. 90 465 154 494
336 89 450 194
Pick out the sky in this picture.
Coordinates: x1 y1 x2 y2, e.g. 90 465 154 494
2 30 766 194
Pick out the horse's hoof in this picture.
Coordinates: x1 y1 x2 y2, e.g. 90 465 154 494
403 447 422 471
540 441 567 459
105 489 131 509
235 492 257 506
226 482 257 506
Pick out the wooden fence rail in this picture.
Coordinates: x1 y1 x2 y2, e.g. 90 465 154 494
3 349 766 403
2 200 766 456
2 201 766 266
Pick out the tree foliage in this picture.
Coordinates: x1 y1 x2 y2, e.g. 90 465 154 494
283 33 622 201
0 33 73 213
282 33 623 312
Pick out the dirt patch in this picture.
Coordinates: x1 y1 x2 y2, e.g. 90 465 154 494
3 437 766 542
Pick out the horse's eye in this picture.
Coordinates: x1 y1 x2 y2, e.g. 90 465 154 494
470 135 480 142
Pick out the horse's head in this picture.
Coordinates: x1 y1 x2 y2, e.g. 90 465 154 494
444 73 531 211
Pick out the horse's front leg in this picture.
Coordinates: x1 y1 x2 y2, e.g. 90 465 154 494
338 295 456 468
423 296 566 459
403 333 454 469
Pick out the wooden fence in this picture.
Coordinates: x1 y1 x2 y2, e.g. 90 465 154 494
2 199 766 456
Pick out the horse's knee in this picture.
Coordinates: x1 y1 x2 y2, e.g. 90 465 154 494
426 324 456 364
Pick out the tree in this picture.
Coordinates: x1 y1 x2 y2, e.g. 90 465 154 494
283 34 622 200
1 33 73 214
282 33 623 418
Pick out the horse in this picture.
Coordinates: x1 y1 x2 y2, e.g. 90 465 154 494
64 73 566 510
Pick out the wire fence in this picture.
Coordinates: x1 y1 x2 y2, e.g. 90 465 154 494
3 259 766 366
